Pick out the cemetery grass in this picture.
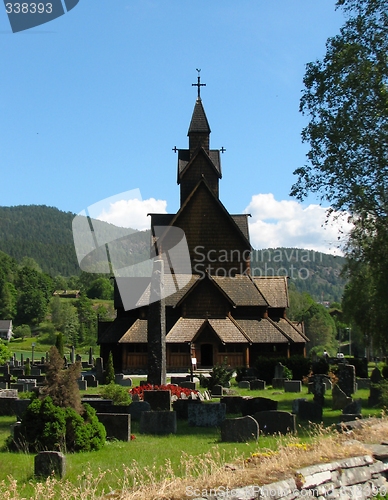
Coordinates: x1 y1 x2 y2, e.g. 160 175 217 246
0 385 385 498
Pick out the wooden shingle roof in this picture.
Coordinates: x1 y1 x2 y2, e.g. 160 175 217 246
188 98 211 134
118 319 148 343
212 275 268 307
136 274 200 308
268 317 309 343
235 318 290 344
98 318 136 344
207 318 249 343
166 318 205 343
252 276 289 308
231 215 250 241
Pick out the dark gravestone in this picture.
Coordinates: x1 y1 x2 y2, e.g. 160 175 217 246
220 396 245 414
128 401 151 421
180 381 196 391
274 362 285 379
143 390 171 411
292 398 307 415
170 376 187 385
343 399 362 415
298 401 323 422
221 416 259 442
312 374 326 406
253 410 296 435
238 381 250 389
272 378 286 389
96 413 131 441
172 398 202 419
147 259 166 385
188 403 226 427
284 380 302 393
337 364 356 397
250 379 266 391
241 397 277 416
0 396 17 416
34 451 66 479
81 398 112 413
211 385 223 397
14 398 31 420
369 368 383 406
140 411 177 435
332 384 352 410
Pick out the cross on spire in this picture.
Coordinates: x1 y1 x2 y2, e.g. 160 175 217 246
192 68 206 99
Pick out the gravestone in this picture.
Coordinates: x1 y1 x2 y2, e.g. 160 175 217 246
172 398 202 419
88 347 94 366
292 398 307 415
343 399 362 415
81 398 112 413
369 367 383 406
238 381 250 389
332 384 352 410
337 364 356 397
253 410 296 435
180 381 196 390
221 416 259 442
77 379 87 391
272 378 286 389
250 379 265 391
170 376 187 385
115 373 132 387
188 403 226 427
143 390 171 411
284 380 302 393
298 401 323 422
357 378 370 390
140 411 177 435
34 451 66 478
147 259 166 385
274 362 285 379
128 401 151 421
220 396 245 414
95 357 104 383
30 368 41 376
96 413 131 441
211 385 223 397
312 374 326 406
241 397 277 416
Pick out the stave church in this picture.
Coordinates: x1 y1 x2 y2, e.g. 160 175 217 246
98 76 308 372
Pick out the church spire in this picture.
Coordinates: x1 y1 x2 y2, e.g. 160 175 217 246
188 70 210 153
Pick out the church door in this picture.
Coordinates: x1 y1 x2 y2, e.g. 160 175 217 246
200 344 213 367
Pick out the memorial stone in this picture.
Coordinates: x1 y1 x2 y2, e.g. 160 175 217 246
221 416 259 442
253 410 296 434
241 397 277 416
143 390 171 411
337 364 356 397
34 451 66 479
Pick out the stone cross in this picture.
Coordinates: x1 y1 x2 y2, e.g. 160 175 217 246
147 259 166 385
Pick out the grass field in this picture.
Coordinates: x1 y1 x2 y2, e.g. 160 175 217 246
0 380 385 499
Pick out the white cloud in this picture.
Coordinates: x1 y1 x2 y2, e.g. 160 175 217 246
244 193 352 255
95 197 167 231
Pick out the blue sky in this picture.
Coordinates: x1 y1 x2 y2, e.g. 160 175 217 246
1 1 351 253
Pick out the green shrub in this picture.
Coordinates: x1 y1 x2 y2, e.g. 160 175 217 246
100 382 132 405
8 397 106 453
199 359 233 389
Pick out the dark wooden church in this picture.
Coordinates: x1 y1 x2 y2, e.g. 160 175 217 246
98 79 308 372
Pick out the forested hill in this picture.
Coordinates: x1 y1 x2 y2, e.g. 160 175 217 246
0 205 347 301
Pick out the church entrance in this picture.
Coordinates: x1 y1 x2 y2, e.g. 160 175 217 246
200 344 213 367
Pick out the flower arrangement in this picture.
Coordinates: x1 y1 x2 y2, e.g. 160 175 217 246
130 384 198 400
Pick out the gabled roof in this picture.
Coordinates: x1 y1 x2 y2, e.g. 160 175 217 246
118 319 148 343
98 318 136 344
170 178 251 249
268 317 309 343
177 147 221 184
231 215 250 241
211 275 268 307
188 98 211 135
166 317 249 344
235 318 290 344
136 274 200 308
252 276 289 308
